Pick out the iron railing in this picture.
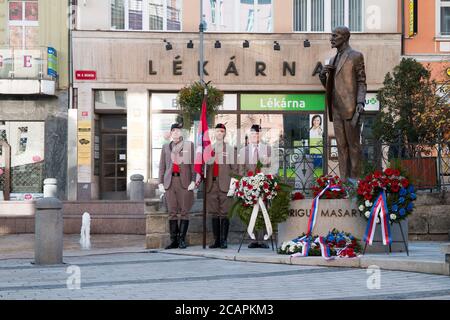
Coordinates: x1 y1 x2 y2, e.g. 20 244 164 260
278 140 450 195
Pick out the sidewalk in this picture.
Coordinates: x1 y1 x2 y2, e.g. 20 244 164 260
0 234 147 260
164 242 450 276
0 234 448 276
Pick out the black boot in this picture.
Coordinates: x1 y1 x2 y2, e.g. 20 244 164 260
220 218 230 249
209 217 221 249
165 220 179 249
178 220 189 249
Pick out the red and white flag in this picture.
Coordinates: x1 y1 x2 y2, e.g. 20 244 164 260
194 97 213 179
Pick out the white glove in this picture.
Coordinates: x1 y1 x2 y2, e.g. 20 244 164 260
188 181 196 191
227 178 238 197
158 183 165 193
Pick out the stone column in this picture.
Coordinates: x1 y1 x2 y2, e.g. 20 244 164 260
130 174 144 201
43 178 58 198
34 197 63 265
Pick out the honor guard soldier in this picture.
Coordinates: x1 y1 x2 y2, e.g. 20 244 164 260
238 124 279 248
206 123 238 249
158 123 196 249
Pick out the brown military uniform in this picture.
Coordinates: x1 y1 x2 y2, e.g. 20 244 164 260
205 142 238 217
238 143 279 176
159 139 195 221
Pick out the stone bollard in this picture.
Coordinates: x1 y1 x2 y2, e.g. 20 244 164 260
130 174 144 201
34 197 63 265
43 178 58 198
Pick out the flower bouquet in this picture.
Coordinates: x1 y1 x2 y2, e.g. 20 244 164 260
278 229 362 258
291 191 305 201
311 175 350 199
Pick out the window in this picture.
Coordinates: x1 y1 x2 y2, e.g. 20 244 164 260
440 0 450 36
94 90 127 112
203 0 273 32
8 0 39 48
111 0 182 31
128 0 143 30
150 93 238 179
294 0 363 32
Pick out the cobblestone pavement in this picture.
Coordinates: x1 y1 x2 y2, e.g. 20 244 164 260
0 251 450 300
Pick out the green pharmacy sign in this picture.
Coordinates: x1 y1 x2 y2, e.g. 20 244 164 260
240 94 325 112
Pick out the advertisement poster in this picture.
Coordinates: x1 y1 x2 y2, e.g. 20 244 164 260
47 47 58 78
77 121 92 183
309 114 324 177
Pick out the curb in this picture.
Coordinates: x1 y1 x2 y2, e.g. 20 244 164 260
159 249 450 276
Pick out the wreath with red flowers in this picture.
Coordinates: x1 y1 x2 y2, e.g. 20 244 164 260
229 162 293 230
356 168 417 223
311 175 350 199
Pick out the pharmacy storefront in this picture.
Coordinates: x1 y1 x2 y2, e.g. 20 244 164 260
71 31 400 201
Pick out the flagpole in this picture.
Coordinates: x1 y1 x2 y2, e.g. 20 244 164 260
200 0 207 249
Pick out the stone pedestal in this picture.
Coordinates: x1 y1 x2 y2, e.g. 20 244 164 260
129 174 144 201
278 199 408 253
34 197 63 265
145 205 245 249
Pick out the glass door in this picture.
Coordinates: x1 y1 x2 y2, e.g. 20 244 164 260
100 115 127 200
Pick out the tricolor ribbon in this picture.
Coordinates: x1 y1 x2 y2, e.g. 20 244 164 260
247 197 273 241
290 236 310 257
290 236 334 260
363 190 392 246
307 183 342 236
315 236 334 260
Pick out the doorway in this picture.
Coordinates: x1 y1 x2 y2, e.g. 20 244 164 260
99 115 127 200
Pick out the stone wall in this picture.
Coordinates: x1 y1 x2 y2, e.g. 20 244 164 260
408 193 450 241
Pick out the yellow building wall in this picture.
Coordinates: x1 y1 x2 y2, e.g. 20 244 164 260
0 0 7 47
0 0 68 88
39 0 69 89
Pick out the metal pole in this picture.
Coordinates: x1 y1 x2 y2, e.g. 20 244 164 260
200 0 207 249
200 0 205 85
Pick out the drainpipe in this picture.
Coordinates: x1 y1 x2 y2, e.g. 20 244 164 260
68 0 74 110
401 0 405 56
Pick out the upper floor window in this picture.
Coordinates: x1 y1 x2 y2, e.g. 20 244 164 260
203 0 273 33
294 0 363 32
8 0 39 48
111 0 182 31
439 0 450 36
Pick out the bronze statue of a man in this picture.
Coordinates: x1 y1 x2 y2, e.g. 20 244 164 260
319 26 367 180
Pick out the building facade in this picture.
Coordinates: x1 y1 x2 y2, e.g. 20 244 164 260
401 0 450 82
0 0 69 201
70 0 402 201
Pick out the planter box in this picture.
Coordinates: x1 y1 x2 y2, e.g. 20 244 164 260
278 199 408 253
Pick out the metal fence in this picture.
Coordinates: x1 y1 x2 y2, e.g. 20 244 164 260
278 140 450 195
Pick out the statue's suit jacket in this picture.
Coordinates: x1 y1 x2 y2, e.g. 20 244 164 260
320 46 367 120
159 140 195 190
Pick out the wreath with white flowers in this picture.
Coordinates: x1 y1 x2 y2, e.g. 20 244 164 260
229 163 292 230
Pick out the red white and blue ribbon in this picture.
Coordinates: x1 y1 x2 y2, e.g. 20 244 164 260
290 236 310 257
307 183 342 236
290 236 334 260
363 190 392 246
315 236 333 260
